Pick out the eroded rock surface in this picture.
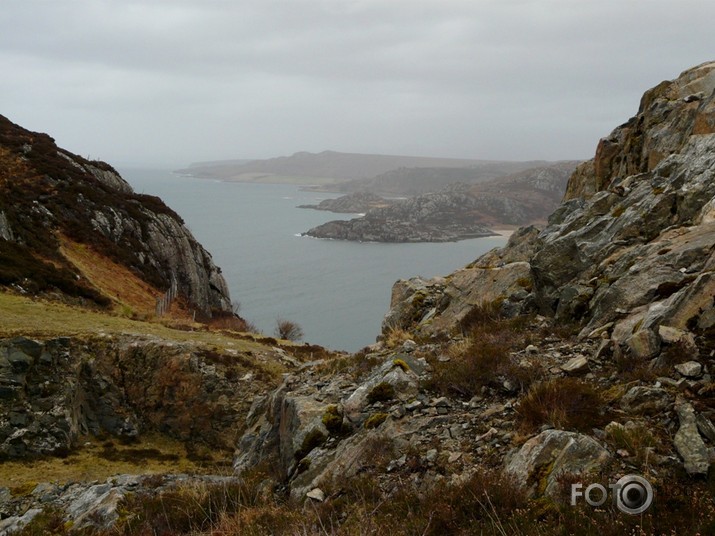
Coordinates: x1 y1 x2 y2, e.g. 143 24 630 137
383 62 715 351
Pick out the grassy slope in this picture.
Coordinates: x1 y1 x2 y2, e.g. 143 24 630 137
0 292 270 352
0 434 230 492
59 237 167 319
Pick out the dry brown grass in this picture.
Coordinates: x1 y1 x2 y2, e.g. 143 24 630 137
384 326 412 348
426 305 539 398
0 433 223 490
516 377 608 433
59 236 193 321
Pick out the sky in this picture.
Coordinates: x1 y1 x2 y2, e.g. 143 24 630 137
2 0 714 168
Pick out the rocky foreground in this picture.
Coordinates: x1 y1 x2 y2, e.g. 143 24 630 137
239 61 715 532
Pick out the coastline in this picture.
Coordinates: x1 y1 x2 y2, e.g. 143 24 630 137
492 228 516 238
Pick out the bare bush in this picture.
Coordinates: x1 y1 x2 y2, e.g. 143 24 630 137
275 318 303 341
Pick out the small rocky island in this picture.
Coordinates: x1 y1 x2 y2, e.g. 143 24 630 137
303 190 497 242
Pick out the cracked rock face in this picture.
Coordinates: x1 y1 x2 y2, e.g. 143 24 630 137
0 335 278 459
505 430 611 497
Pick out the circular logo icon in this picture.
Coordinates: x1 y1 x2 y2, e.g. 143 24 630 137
614 475 653 515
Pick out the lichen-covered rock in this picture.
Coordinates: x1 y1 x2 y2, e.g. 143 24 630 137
343 359 419 417
674 400 710 475
620 386 673 415
626 329 661 359
674 361 703 378
658 325 697 348
383 226 540 336
505 429 611 498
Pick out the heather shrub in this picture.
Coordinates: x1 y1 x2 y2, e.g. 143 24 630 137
516 377 607 433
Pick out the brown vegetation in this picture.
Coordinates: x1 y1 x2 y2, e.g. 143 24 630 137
16 464 715 535
426 302 539 398
0 114 188 306
516 377 608 433
275 318 304 341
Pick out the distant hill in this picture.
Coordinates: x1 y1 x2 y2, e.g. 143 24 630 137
313 160 557 196
463 160 581 224
186 158 254 168
176 151 532 185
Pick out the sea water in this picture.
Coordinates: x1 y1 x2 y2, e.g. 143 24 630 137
121 169 509 352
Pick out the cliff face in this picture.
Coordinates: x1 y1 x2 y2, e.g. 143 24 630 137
385 62 715 350
0 115 231 316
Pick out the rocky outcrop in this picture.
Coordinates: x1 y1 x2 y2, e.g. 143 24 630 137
298 191 390 213
382 226 540 334
7 314 713 530
383 62 715 349
232 311 714 508
674 399 710 475
0 212 12 242
0 114 231 316
505 430 611 497
0 474 242 534
0 334 284 459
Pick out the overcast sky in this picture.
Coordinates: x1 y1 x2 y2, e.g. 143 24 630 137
2 1 714 168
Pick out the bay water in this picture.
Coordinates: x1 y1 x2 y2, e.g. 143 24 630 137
121 169 508 352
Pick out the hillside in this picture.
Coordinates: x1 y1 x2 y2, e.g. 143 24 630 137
315 159 559 196
0 114 231 319
0 117 341 534
228 61 715 534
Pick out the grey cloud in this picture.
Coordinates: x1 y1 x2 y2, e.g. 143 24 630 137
2 0 714 166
